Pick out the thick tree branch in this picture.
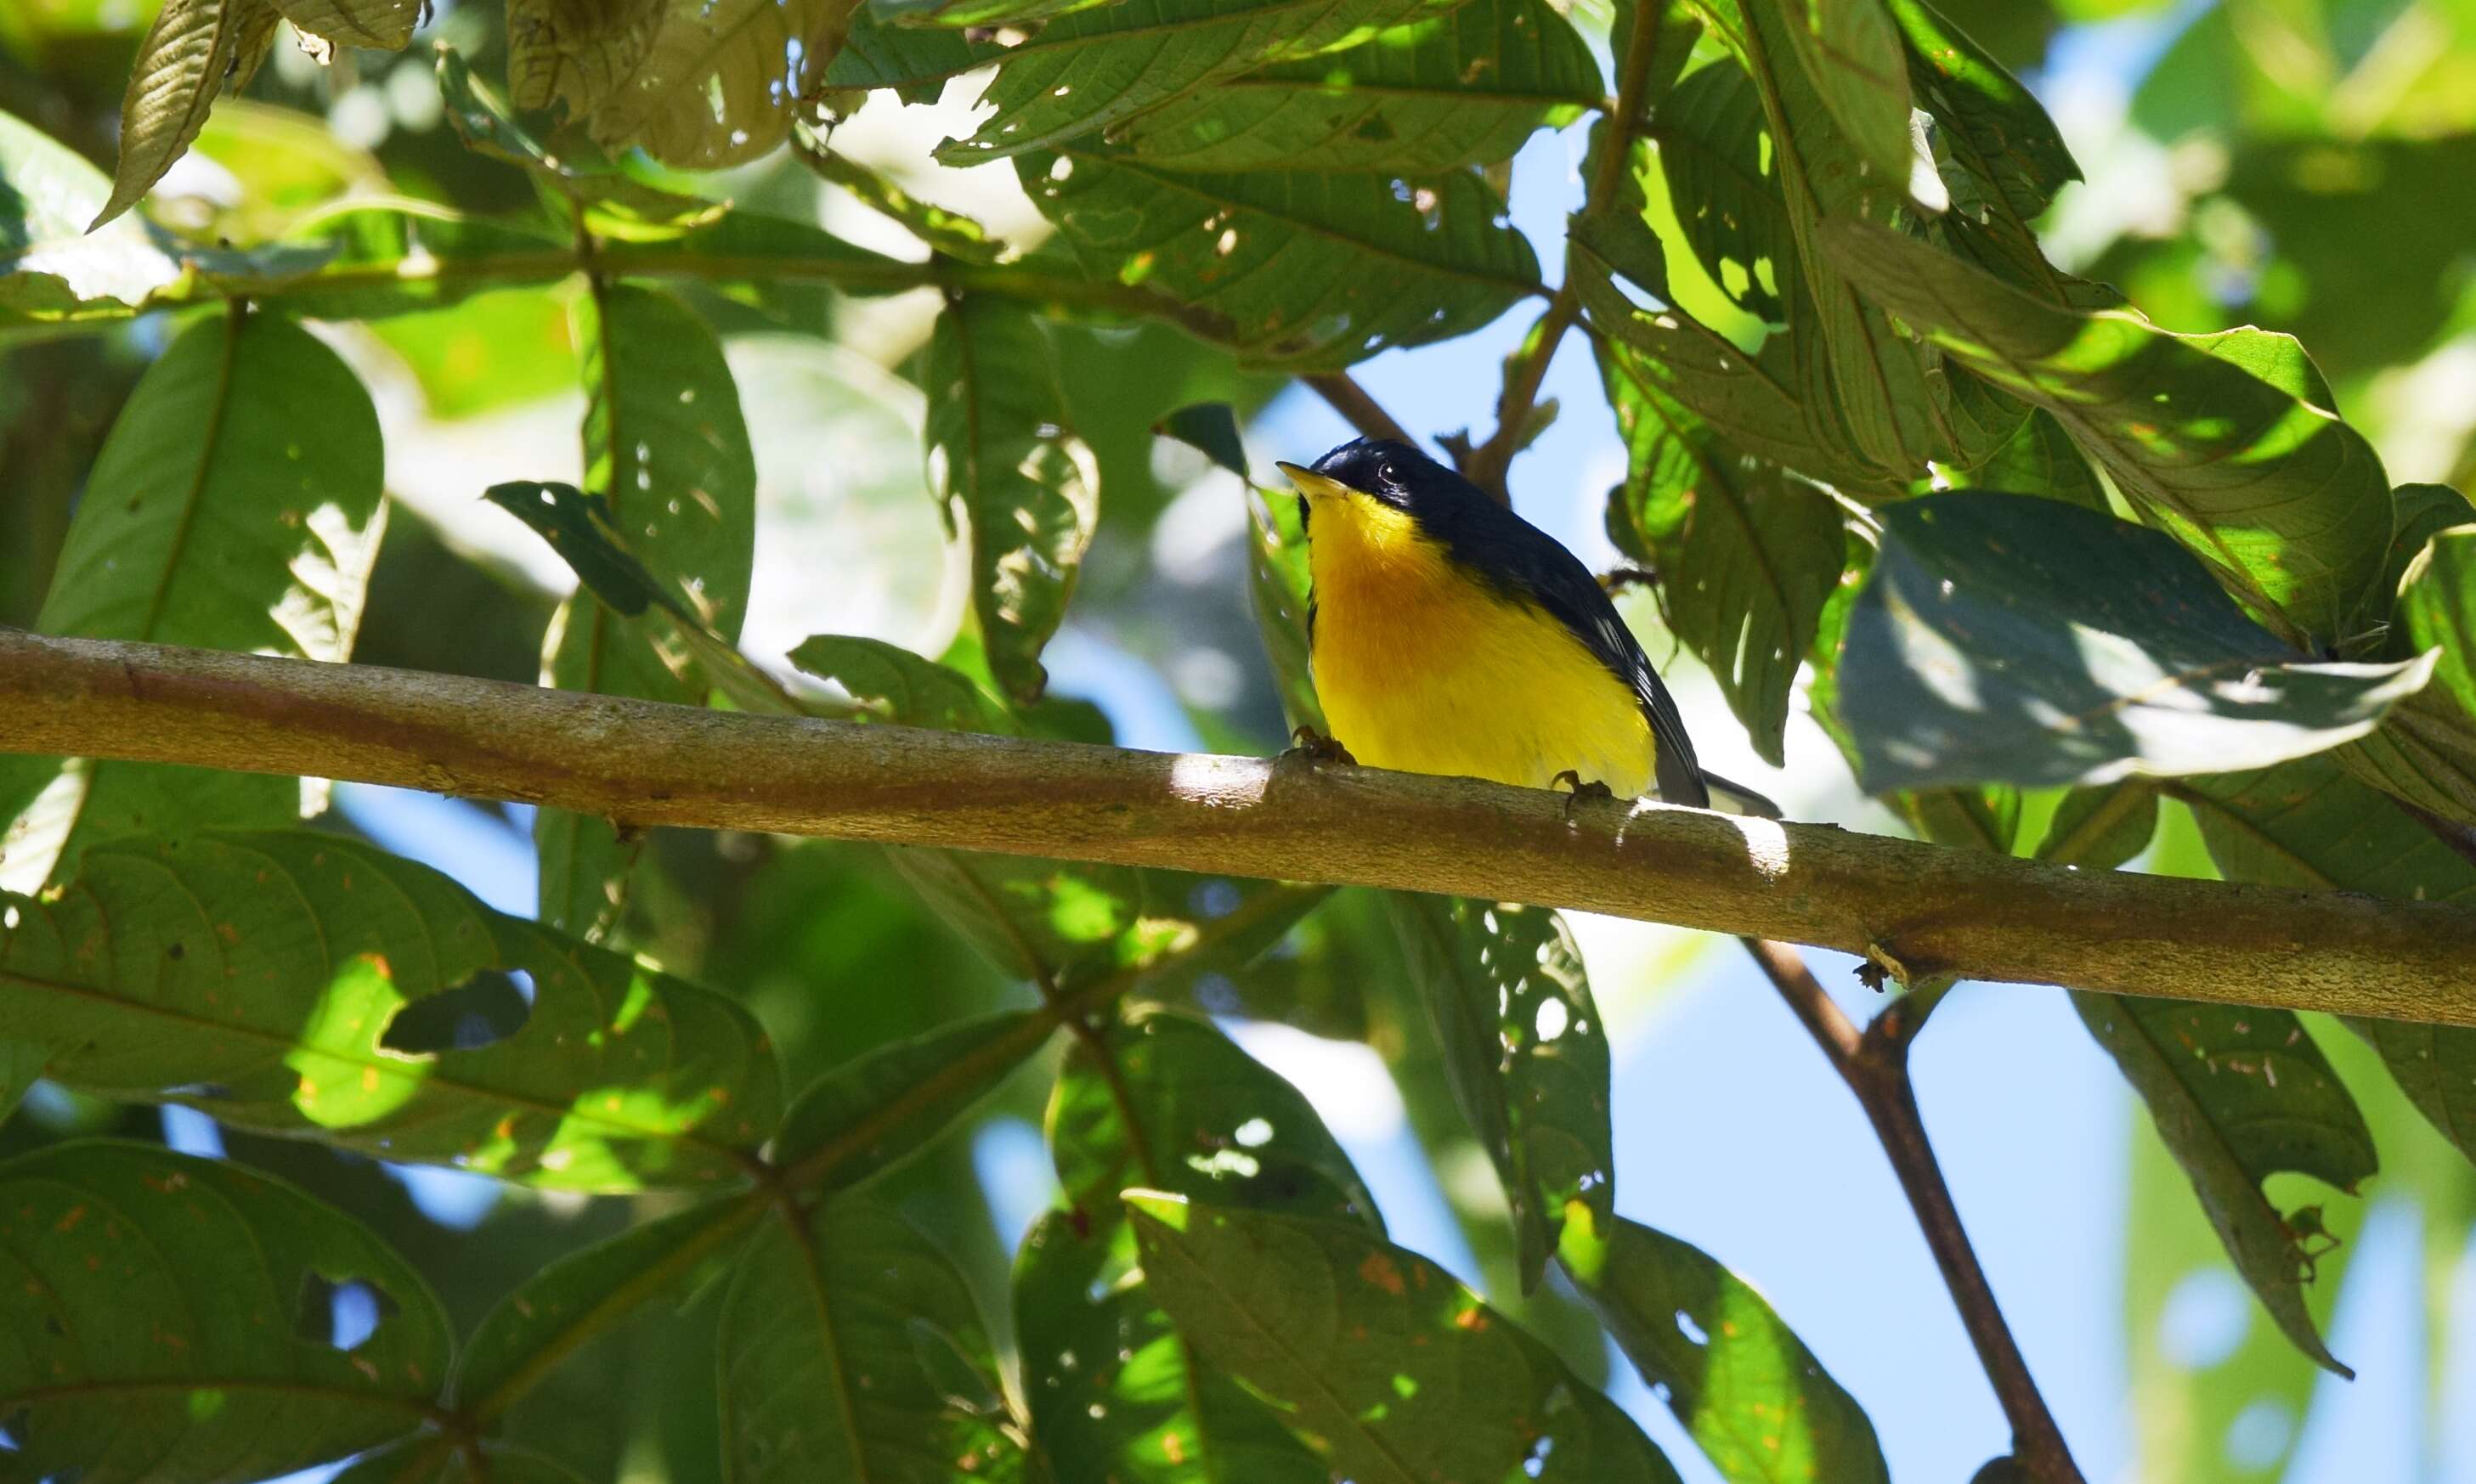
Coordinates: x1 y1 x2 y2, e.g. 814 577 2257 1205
6 630 2476 1024
1305 372 1416 446
1744 941 2083 1484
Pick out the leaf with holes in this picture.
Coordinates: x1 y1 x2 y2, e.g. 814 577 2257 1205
1119 0 1601 172
1023 150 1540 368
1560 1215 1889 1484
2181 756 2476 1171
535 283 755 939
1649 59 1794 322
0 311 382 892
1390 895 1614 1292
1020 1008 1378 1483
719 1200 1024 1483
272 0 421 48
504 0 661 116
575 0 858 170
1835 494 2428 793
941 0 1467 163
926 296 1099 703
1600 331 1846 765
92 0 284 228
0 1140 450 1482
0 832 781 1189
1129 1193 1684 1484
1824 219 2395 647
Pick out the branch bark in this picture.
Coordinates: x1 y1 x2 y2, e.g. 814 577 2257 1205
1744 941 2083 1484
7 630 2476 1025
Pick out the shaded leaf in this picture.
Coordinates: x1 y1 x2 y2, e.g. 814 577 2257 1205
1247 482 1325 730
271 0 420 49
93 0 282 229
926 295 1099 703
1119 0 1600 172
0 832 782 1188
453 1197 764 1413
0 1039 44 1126
433 47 718 229
790 635 1015 734
1936 407 2106 510
794 125 1004 262
1648 58 1793 322
1824 218 2394 646
2035 781 2159 871
1835 493 2428 793
1023 149 1540 368
1155 402 1250 482
1128 1193 1683 1484
1890 0 2075 219
1559 1215 1889 1484
2066 992 2369 1374
719 1201 1024 1483
2371 483 2476 626
504 0 660 115
536 283 756 939
581 0 857 170
2395 522 2476 716
1762 0 1929 211
772 1010 1050 1180
942 0 1465 163
1390 895 1614 1292
0 310 383 890
0 1140 450 1482
1599 331 1846 765
333 1441 598 1484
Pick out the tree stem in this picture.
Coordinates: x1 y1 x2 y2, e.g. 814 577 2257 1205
1305 372 1416 446
1741 939 2084 1484
8 631 2476 1024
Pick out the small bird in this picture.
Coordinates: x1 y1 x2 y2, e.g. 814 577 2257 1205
1276 437 1778 817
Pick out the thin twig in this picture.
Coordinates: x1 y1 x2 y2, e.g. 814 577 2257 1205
9 632 2476 1024
1741 939 2085 1484
1305 372 1415 446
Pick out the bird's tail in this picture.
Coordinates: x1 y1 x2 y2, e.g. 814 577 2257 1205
1699 769 1783 820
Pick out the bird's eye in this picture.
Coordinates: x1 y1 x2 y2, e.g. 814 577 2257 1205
1376 460 1399 484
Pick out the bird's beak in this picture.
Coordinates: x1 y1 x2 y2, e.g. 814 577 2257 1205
1276 461 1354 502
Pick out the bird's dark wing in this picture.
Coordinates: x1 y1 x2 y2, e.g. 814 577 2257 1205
1450 504 1711 808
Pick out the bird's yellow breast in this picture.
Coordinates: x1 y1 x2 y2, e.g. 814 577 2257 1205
1305 494 1655 796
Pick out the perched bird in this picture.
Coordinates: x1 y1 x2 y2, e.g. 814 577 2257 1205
1276 437 1778 817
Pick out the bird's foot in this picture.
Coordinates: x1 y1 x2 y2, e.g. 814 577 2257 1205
1284 725 1358 768
1551 770 1618 822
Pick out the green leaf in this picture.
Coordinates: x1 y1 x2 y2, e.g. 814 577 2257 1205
0 1140 450 1482
1559 1215 1890 1484
1648 59 1793 323
93 0 283 228
1834 493 2430 793
1117 0 1601 172
1020 1008 1379 1483
941 0 1465 163
536 283 756 939
926 295 1099 703
1 832 782 1188
1823 218 2395 646
452 1196 765 1414
433 47 719 230
1247 484 1325 730
789 635 1016 734
0 1038 45 1126
1761 0 1930 211
0 107 182 313
1889 0 2076 220
270 0 420 48
820 4 986 101
0 310 383 889
772 1010 1050 1180
1599 332 1847 765
1127 1194 1683 1484
1024 150 1540 367
719 1201 1024 1483
794 125 1005 262
503 0 659 116
1390 896 1614 1292
272 201 571 321
1935 408 2107 511
576 0 858 170
2395 522 2476 715
2035 781 2160 871
2371 484 2476 626
333 1440 600 1484
2066 992 2369 1374
1155 402 1251 482
2179 756 2476 1169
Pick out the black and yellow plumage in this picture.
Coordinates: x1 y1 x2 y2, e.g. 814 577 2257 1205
1278 437 1774 816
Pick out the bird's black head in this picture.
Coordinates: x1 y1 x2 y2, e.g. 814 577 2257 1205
1277 437 1492 524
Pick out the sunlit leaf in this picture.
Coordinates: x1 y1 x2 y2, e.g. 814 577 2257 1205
1391 895 1614 1291
1936 408 2106 510
1559 1215 1889 1484
504 0 660 116
1246 482 1325 730
789 635 1015 734
941 0 1467 162
1599 330 1846 765
1648 59 1792 322
794 124 1004 262
535 283 756 939
1824 218 2395 646
1128 1193 1684 1483
1761 0 1929 212
2339 519 2476 824
1119 0 1601 172
453 1197 765 1414
579 0 858 170
719 1201 1025 1482
93 0 283 228
270 0 421 49
0 832 783 1188
0 310 383 889
0 107 181 315
926 295 1099 703
1834 493 2429 793
0 1140 450 1482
